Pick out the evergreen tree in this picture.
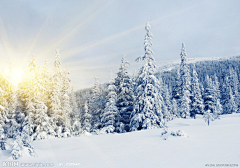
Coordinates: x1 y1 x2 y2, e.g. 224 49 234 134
179 90 191 118
70 87 81 136
61 65 72 135
172 99 178 118
204 75 215 114
191 67 204 118
33 100 55 140
228 67 240 112
101 74 118 133
90 77 101 129
130 22 164 131
212 74 222 118
0 125 8 150
172 68 181 101
179 43 191 118
48 50 68 136
221 76 238 114
11 136 23 160
82 101 91 132
162 85 172 121
213 99 222 119
114 55 134 131
203 109 214 126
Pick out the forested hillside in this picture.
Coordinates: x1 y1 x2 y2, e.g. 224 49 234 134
1 22 239 160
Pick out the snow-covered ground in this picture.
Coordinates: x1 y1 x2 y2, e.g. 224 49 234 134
1 114 240 168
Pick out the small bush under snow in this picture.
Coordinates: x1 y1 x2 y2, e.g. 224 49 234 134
171 130 187 137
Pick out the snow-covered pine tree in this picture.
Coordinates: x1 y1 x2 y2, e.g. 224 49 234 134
162 85 172 121
82 101 92 133
11 136 23 160
203 75 215 114
221 76 238 114
172 68 181 101
203 109 214 126
228 67 240 112
61 65 72 137
0 73 9 134
179 43 191 118
212 74 222 119
100 74 118 133
70 87 81 136
33 100 55 140
179 90 191 118
213 74 221 100
21 125 35 157
48 50 65 137
4 66 17 138
5 87 18 138
190 67 204 118
172 99 178 118
0 125 8 150
114 55 134 132
130 22 164 131
213 99 222 119
89 77 102 129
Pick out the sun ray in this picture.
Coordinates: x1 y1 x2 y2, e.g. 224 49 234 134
62 24 144 58
0 15 14 58
25 13 52 58
43 0 114 57
62 1 206 60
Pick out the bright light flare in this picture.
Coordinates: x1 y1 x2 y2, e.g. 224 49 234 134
10 70 23 86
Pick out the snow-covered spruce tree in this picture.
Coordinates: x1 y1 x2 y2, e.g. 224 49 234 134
130 22 164 131
213 99 222 119
33 100 55 140
100 74 118 133
0 68 18 138
19 56 53 139
61 65 72 137
228 67 240 112
172 68 181 101
18 56 38 138
21 125 35 157
190 67 204 118
48 50 69 137
89 77 102 129
213 74 221 100
0 125 8 150
5 86 18 138
162 85 172 121
0 73 9 134
178 43 191 118
179 90 191 118
82 101 92 133
70 87 81 136
11 136 23 160
172 99 178 118
114 55 134 132
203 109 214 126
203 75 215 114
212 74 222 119
221 76 237 114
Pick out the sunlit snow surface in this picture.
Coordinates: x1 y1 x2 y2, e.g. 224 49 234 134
1 114 240 168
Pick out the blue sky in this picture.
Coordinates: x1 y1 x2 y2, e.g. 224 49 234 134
0 0 239 90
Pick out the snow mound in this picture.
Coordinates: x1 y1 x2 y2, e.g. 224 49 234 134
81 131 92 136
171 130 187 137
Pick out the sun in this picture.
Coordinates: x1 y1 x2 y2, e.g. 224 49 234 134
10 70 23 86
